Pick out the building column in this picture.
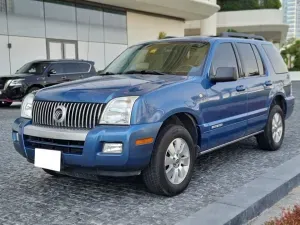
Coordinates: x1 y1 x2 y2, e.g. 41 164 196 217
200 0 217 36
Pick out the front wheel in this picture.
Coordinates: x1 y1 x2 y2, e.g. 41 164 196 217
256 105 285 151
142 125 195 196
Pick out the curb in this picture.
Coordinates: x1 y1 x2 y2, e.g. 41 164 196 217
176 154 300 225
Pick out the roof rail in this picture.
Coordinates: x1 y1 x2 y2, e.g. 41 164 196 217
219 32 265 41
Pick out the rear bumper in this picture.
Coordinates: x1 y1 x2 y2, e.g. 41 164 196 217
12 118 162 175
285 95 295 119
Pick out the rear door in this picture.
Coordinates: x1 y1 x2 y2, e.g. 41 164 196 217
234 42 270 135
63 62 93 81
204 42 248 149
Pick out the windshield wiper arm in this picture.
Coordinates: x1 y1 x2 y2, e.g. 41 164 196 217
123 70 166 75
98 71 115 75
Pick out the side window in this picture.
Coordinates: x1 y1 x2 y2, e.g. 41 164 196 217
49 63 64 74
63 63 80 73
78 63 91 73
251 45 265 75
211 43 238 75
262 44 288 74
236 43 259 76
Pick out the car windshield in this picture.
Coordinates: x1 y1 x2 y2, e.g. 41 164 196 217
16 62 50 75
103 42 210 76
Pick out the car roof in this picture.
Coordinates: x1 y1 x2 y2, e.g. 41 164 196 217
30 59 95 65
134 35 271 46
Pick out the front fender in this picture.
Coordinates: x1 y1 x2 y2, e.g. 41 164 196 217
131 79 205 125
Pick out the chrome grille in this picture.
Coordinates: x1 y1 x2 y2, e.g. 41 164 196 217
32 101 104 129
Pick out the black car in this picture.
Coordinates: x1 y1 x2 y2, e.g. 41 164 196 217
0 59 97 106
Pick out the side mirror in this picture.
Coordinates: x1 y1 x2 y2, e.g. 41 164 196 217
210 67 238 82
48 69 56 76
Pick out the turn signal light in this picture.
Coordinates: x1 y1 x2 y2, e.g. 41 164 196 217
135 137 154 146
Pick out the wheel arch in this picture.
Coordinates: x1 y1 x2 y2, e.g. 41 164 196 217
26 84 44 94
158 112 200 147
270 94 287 117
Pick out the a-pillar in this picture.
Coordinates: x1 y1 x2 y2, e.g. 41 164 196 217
200 0 217 36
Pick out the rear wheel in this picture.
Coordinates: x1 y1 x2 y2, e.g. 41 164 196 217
142 125 195 196
256 105 285 151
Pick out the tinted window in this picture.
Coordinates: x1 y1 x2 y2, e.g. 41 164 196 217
50 64 64 74
78 63 91 72
17 62 50 75
236 43 259 76
262 44 288 74
63 63 81 73
252 45 265 75
211 43 238 75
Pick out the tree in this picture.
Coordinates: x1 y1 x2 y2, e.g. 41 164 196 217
158 32 167 39
280 39 300 70
262 0 281 9
227 28 237 32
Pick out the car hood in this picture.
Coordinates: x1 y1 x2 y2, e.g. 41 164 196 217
35 74 187 103
0 73 32 79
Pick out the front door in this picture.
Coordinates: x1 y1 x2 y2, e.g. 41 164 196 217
202 42 248 149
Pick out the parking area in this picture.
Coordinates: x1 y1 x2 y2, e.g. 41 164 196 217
0 82 299 225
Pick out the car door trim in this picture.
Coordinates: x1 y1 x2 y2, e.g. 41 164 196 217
200 130 263 155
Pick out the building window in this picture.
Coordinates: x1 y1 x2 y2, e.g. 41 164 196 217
46 39 78 60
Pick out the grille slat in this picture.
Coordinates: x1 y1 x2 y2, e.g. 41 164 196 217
32 101 104 130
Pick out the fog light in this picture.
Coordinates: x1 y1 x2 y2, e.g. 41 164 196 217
103 143 123 154
12 132 19 142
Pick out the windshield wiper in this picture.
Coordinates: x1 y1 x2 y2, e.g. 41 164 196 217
98 71 116 75
123 70 166 75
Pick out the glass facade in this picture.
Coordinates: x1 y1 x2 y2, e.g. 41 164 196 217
0 0 128 75
282 0 300 40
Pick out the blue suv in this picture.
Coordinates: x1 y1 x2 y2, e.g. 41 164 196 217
12 33 295 196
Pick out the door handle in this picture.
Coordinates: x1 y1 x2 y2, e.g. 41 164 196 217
264 80 273 87
236 85 246 92
80 75 84 78
62 76 67 80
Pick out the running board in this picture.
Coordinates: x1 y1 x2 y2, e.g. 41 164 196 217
200 131 263 155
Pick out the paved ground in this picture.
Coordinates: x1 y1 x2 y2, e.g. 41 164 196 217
248 186 300 225
0 83 300 225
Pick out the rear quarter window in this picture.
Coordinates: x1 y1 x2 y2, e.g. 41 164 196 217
262 44 288 74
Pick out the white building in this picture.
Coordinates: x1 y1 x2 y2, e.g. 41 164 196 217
0 0 289 76
186 8 289 45
282 0 300 40
0 0 219 76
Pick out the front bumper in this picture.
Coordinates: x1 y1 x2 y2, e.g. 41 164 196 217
0 86 25 101
12 118 162 175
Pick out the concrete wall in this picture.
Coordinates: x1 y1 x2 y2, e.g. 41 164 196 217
127 11 185 46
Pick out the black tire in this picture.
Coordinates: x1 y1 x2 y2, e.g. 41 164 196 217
27 86 41 94
142 124 196 196
256 105 285 151
43 169 62 177
0 101 12 107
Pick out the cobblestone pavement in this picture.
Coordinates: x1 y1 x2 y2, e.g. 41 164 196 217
0 83 300 225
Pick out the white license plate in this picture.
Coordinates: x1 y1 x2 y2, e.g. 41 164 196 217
34 148 61 172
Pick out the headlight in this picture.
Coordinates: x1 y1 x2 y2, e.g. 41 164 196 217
9 79 24 87
21 93 35 119
99 96 139 125
4 80 12 89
